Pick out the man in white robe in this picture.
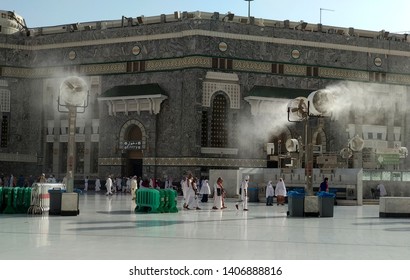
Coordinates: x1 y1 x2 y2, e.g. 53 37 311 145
131 176 138 200
236 175 249 211
105 175 113 196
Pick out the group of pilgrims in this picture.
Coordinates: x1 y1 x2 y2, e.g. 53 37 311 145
181 173 251 211
180 173 229 210
102 171 287 211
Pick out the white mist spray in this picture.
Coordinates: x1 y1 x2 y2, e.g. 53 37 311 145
237 80 406 153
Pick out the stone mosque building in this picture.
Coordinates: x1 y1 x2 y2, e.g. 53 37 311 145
1 10 410 192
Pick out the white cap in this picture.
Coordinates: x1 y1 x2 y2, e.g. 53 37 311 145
244 175 250 180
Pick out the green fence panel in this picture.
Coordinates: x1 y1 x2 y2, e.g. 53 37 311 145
165 189 178 213
0 187 3 211
3 187 16 214
135 189 160 213
24 188 32 210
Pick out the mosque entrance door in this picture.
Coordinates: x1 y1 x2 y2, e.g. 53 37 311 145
123 124 144 177
127 154 142 177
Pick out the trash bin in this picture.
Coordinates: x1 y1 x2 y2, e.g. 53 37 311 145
318 191 336 217
48 187 66 215
248 187 259 202
287 191 305 217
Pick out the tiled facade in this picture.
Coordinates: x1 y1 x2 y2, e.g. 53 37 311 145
1 11 410 181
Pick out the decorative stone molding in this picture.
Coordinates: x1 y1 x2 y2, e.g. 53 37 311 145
3 56 410 86
0 88 11 112
142 157 266 168
200 147 238 155
202 71 240 109
119 119 147 150
320 68 369 81
146 56 211 71
98 157 126 166
0 153 37 163
284 64 306 76
100 95 167 116
234 60 271 73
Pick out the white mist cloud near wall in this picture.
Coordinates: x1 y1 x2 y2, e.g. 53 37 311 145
237 100 291 149
237 81 406 151
325 81 404 120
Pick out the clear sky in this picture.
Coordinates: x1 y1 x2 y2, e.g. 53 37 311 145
2 0 409 33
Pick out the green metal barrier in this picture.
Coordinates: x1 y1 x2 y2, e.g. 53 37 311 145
165 189 178 213
13 187 28 213
0 187 32 214
3 187 16 214
162 189 170 213
0 187 3 211
157 189 166 213
13 187 21 213
135 189 160 213
24 188 32 211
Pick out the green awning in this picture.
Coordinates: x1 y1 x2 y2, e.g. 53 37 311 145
247 86 313 99
101 83 167 98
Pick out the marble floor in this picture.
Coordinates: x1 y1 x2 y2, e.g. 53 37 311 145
1 192 410 260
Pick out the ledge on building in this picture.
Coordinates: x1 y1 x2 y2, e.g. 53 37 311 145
201 147 238 155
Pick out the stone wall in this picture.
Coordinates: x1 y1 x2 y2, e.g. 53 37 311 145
1 15 410 182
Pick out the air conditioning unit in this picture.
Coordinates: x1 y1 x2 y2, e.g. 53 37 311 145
266 143 275 155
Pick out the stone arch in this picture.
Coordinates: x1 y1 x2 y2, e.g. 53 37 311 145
119 119 147 152
202 72 240 109
312 128 327 152
119 119 147 177
210 90 231 108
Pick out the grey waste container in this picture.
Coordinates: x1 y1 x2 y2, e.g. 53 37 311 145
287 191 304 217
48 188 66 215
318 196 335 217
248 187 259 202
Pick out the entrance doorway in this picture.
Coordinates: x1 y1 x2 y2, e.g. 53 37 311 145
127 158 142 177
123 123 144 177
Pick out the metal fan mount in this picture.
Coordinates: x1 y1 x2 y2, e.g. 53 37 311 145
349 135 364 152
340 147 353 159
287 97 308 121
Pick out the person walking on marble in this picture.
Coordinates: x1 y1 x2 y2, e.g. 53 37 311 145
236 175 249 211
105 175 113 196
212 177 224 210
266 180 274 206
95 177 101 192
200 179 211 203
275 178 287 205
131 176 138 200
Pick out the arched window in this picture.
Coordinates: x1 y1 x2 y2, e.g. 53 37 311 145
210 94 228 147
